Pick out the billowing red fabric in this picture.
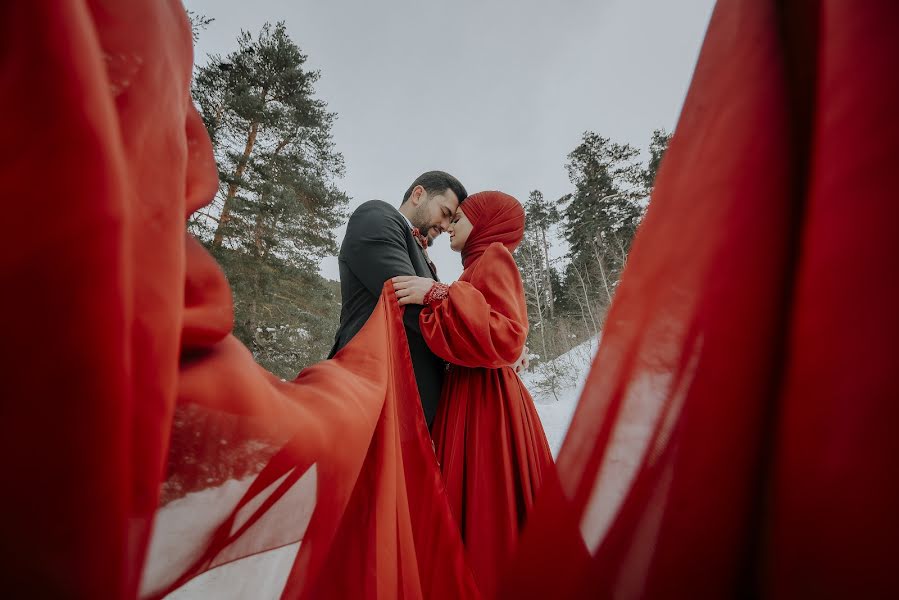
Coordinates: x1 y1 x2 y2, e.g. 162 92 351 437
762 1 899 595
1 2 475 598
284 287 478 600
1 1 216 596
501 0 899 597
459 191 526 269
423 192 553 598
146 284 478 599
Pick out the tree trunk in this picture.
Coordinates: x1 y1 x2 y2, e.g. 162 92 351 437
592 241 614 305
212 119 260 249
251 135 293 258
572 263 599 337
526 241 560 401
253 197 266 258
540 227 555 319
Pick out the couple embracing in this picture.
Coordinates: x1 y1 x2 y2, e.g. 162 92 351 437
329 171 553 596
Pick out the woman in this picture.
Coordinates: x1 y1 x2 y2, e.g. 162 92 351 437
393 190 554 597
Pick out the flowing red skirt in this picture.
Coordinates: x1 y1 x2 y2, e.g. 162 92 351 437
432 364 553 597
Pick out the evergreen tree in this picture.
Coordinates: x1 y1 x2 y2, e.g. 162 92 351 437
516 229 548 354
518 189 582 398
187 22 348 378
186 10 213 43
563 131 643 266
515 129 672 397
167 22 349 502
190 21 347 260
644 128 672 192
524 190 560 319
560 132 643 332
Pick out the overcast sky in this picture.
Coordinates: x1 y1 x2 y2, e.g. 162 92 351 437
185 0 716 282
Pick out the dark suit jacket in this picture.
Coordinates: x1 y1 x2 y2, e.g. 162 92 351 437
328 200 445 426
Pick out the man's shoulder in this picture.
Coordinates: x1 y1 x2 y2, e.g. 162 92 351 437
342 200 408 249
350 199 403 223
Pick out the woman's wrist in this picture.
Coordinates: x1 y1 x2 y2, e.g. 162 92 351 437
423 282 450 305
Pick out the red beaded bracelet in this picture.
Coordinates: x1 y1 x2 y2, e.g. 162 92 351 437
423 282 449 305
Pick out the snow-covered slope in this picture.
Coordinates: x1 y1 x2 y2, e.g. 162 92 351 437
522 338 598 457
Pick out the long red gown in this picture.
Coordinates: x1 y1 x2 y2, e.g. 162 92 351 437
423 240 554 598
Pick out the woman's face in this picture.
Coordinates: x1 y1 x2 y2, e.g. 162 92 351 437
448 208 473 252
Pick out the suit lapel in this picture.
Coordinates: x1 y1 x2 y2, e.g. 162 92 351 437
403 228 438 281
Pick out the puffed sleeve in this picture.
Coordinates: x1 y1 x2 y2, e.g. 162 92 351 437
419 243 528 368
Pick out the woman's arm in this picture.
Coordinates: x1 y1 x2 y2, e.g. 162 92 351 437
393 244 528 369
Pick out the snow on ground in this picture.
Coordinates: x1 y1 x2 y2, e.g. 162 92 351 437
148 468 316 600
523 338 599 457
163 544 298 600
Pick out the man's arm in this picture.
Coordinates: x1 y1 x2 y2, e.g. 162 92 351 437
342 202 431 337
342 201 418 296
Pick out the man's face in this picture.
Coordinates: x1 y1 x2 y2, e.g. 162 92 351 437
410 187 460 242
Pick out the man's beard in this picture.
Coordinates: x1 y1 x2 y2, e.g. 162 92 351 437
411 203 436 246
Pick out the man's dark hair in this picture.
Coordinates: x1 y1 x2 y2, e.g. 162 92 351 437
401 170 468 206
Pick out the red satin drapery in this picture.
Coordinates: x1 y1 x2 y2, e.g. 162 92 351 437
502 0 899 597
1 1 215 596
146 283 477 599
1 0 897 598
1 2 475 598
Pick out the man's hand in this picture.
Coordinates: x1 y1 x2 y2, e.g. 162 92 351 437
392 275 435 306
512 345 530 373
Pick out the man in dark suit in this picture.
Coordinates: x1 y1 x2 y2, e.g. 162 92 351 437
328 171 467 427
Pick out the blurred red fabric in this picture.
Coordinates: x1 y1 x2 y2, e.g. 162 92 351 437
0 2 475 598
502 0 899 597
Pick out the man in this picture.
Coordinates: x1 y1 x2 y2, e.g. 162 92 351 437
329 170 467 427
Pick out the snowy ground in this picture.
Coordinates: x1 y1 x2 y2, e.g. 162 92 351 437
162 545 298 600
524 338 598 457
153 340 596 598
146 468 316 600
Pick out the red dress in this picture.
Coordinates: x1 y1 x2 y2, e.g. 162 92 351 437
422 241 553 598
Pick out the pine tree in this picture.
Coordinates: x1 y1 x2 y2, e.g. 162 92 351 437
524 190 560 319
644 128 672 192
189 22 348 377
563 132 643 266
186 10 213 43
517 129 671 396
167 23 349 501
560 132 643 333
517 189 580 398
190 21 347 260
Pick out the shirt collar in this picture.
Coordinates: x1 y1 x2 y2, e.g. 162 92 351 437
397 206 414 230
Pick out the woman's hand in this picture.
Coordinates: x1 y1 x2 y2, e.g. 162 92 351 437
512 345 530 373
392 275 435 306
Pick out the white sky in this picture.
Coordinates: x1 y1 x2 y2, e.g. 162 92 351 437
184 0 716 282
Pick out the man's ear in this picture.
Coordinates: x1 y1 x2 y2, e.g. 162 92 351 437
410 185 425 206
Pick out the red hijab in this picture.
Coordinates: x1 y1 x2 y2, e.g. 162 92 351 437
460 191 525 269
